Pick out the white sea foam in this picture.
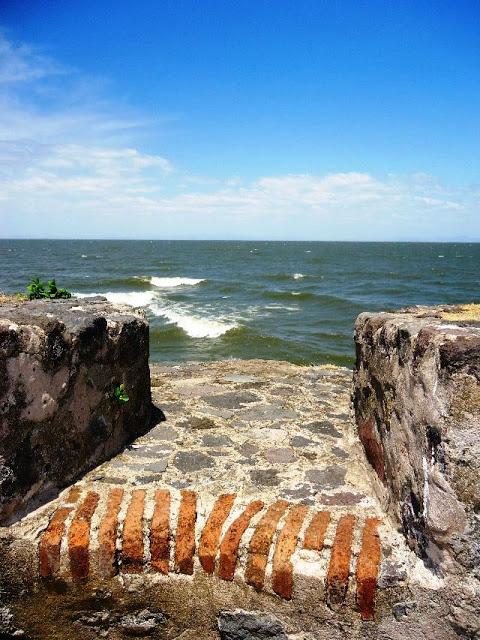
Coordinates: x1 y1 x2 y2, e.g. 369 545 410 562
149 302 236 338
263 304 299 312
148 276 205 288
74 289 235 338
293 273 304 279
74 291 157 307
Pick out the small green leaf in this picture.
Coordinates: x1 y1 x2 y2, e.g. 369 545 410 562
114 383 129 403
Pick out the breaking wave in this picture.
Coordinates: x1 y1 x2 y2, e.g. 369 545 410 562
75 290 236 338
147 276 206 288
149 302 237 338
74 291 157 307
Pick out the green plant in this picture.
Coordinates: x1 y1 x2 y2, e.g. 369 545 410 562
26 278 72 300
114 383 129 403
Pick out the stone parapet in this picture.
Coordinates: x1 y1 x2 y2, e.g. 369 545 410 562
0 297 153 523
354 304 480 610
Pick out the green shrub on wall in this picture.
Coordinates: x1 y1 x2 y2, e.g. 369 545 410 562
26 278 72 300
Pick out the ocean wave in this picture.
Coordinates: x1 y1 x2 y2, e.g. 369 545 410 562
264 272 308 282
263 304 300 312
74 291 157 307
148 276 206 288
264 290 316 301
149 302 237 338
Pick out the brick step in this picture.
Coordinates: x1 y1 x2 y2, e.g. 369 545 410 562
33 484 384 620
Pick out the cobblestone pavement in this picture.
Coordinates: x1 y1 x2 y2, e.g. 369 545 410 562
88 360 378 509
2 361 443 639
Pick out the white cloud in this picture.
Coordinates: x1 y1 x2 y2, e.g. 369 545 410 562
0 32 477 240
0 34 64 84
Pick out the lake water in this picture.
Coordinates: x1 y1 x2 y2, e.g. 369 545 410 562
1 240 478 366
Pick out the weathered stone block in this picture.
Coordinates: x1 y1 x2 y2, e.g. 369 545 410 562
353 304 480 579
0 297 152 523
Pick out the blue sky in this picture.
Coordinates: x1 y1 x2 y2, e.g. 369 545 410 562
0 1 479 240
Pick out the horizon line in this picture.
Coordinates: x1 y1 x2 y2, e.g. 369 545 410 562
1 238 480 244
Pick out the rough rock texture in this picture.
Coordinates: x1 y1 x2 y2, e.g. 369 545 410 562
354 304 480 637
0 297 153 524
217 609 288 639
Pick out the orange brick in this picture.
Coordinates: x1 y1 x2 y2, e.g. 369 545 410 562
38 488 81 578
174 490 197 575
39 507 73 578
121 490 146 573
218 500 264 581
272 504 309 599
150 489 171 574
245 499 289 591
326 514 356 606
199 494 235 574
356 518 381 621
97 488 124 577
303 511 331 551
68 492 100 580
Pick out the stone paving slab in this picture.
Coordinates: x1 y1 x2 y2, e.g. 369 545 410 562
88 360 381 506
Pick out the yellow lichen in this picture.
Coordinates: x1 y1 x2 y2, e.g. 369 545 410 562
438 303 480 322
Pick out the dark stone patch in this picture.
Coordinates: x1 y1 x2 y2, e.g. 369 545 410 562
250 469 280 487
269 386 294 397
317 491 364 505
204 391 259 409
118 609 167 635
304 421 342 438
239 405 297 421
238 443 259 457
282 484 315 503
202 434 233 447
145 460 168 473
169 479 190 489
179 416 217 430
125 445 172 459
148 424 179 441
327 412 350 421
173 451 214 473
158 401 184 415
332 446 349 460
290 435 315 448
209 450 229 457
378 560 408 588
97 477 126 485
305 465 346 490
218 609 287 640
0 327 21 358
439 336 480 381
43 325 69 371
134 474 164 485
264 447 295 464
392 601 417 621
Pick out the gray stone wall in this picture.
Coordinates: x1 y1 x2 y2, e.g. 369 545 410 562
0 297 153 524
353 305 479 581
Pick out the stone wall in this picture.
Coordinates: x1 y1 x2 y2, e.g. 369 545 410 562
0 297 153 524
353 305 479 582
